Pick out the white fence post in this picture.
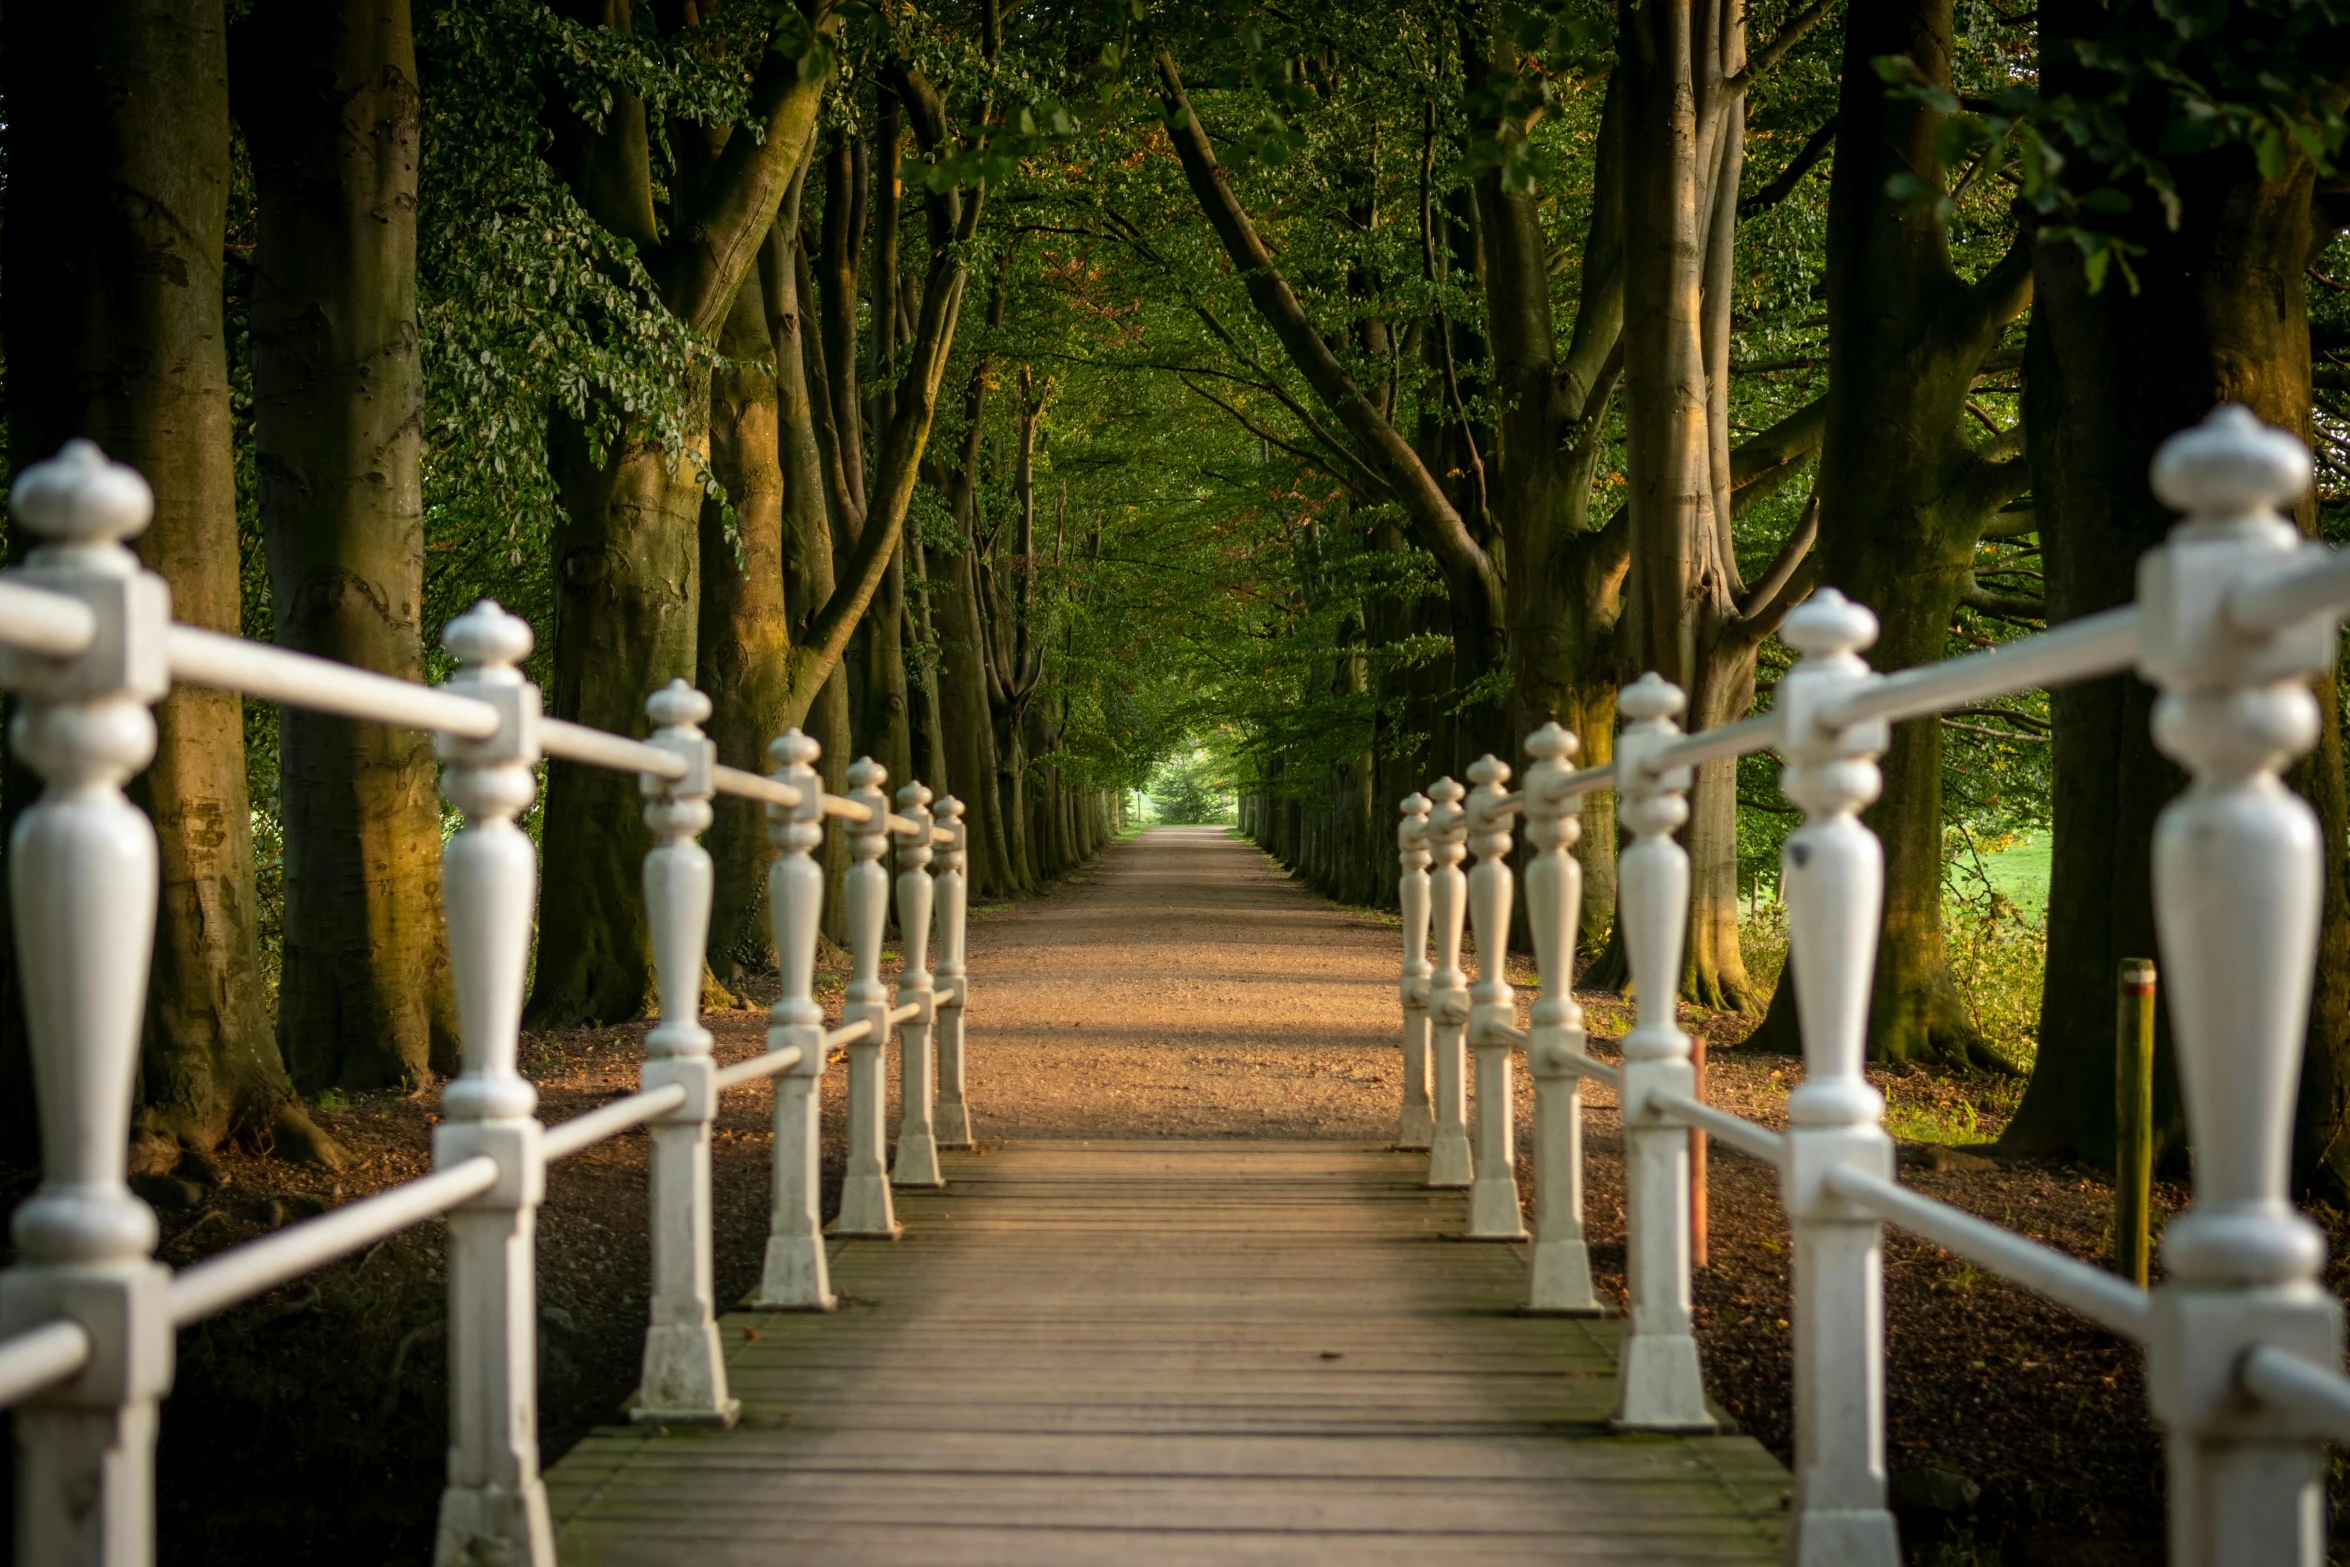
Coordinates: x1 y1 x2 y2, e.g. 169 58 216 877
1464 756 1528 1240
1610 674 1713 1433
832 758 902 1238
1521 723 1601 1314
429 600 555 1567
932 795 973 1149
1424 778 1474 1189
630 681 737 1427
890 783 944 1189
1773 590 1899 1565
0 443 173 1567
754 730 835 1309
2140 408 2343 1567
1394 792 1435 1152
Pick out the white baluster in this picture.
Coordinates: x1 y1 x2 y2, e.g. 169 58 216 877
0 443 172 1567
1464 756 1528 1241
1521 722 1601 1314
1395 793 1435 1151
429 600 555 1567
754 730 835 1309
932 795 974 1149
1424 778 1474 1190
2139 407 2343 1567
1610 673 1713 1433
890 783 943 1189
629 680 737 1427
832 758 901 1238
1773 592 1898 1564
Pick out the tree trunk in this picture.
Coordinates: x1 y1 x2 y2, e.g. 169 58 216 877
533 419 707 1023
2005 103 2347 1173
936 533 1014 895
3 0 335 1162
1747 0 2032 1068
698 261 791 980
528 6 829 1025
1616 0 1762 1012
240 0 456 1092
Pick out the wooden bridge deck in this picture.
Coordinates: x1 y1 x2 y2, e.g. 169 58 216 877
549 1138 1788 1565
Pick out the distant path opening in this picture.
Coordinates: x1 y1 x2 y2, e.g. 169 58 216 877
961 826 1404 1140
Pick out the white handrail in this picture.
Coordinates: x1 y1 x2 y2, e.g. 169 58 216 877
1641 1088 1785 1163
711 764 802 808
1822 1164 2151 1339
1637 713 1777 777
540 716 688 779
825 1017 876 1049
713 1043 807 1092
0 1320 93 1410
0 579 98 658
166 624 501 739
2238 1344 2350 1444
1816 604 2142 732
542 1083 690 1162
167 1156 502 1327
1536 759 1618 801
2227 548 2350 634
820 792 873 824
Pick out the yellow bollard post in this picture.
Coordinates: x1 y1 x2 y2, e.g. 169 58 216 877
2114 959 2157 1287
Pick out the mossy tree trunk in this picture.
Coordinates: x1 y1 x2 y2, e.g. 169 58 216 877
3 0 335 1163
528 1 831 1025
238 0 458 1091
1747 0 2032 1069
2006 4 2349 1176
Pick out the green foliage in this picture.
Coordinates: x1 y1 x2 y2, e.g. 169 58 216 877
1879 1 2350 291
1145 750 1238 824
414 0 752 650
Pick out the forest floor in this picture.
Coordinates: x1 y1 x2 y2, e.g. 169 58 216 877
30 824 2342 1565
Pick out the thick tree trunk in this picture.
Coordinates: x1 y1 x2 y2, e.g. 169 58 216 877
767 203 854 945
936 538 1014 895
532 419 707 1023
860 546 914 793
1747 0 2032 1067
908 542 952 801
2005 124 2348 1173
1615 0 1762 1012
699 265 791 979
3 0 334 1162
240 0 456 1092
529 6 828 1025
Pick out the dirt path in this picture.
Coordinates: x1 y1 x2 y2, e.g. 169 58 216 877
959 826 1407 1140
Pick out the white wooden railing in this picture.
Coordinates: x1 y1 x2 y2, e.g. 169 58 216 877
0 440 974 1566
1395 405 2350 1567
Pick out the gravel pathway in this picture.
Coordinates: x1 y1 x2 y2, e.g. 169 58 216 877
961 826 1406 1140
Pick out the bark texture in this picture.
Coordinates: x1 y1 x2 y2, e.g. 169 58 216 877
1747 0 2031 1067
529 0 832 1024
3 0 334 1162
2005 0 2350 1177
239 0 457 1091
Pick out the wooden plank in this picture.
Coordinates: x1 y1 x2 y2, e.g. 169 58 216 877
548 1141 1786 1564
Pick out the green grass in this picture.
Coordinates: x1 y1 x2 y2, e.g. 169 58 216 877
1971 832 2050 917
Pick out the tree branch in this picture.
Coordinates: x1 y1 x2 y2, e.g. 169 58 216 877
1729 395 1829 517
1728 0 1841 93
1176 375 1396 503
1739 116 1836 217
1154 50 1503 626
1738 493 1819 621
664 6 840 335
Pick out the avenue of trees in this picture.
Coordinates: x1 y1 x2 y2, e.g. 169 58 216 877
1 0 2348 1192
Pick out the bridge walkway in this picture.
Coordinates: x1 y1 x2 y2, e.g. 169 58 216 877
547 829 1788 1565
